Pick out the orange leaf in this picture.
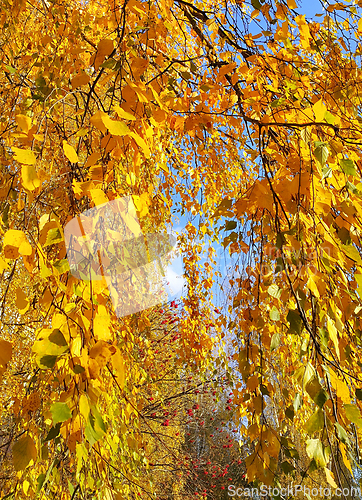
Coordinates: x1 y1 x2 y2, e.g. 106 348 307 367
71 72 90 89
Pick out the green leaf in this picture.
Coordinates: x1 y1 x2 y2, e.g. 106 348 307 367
48 329 67 347
281 461 295 474
287 309 302 334
324 111 335 124
269 306 280 321
356 388 362 401
91 405 107 434
36 474 46 494
306 375 323 402
340 159 357 176
294 362 315 390
314 389 328 408
314 143 329 166
68 481 75 496
341 244 362 264
85 416 104 445
53 259 70 275
72 364 85 374
344 404 362 427
211 198 233 218
270 332 280 351
285 406 294 421
224 220 237 231
33 331 68 370
44 227 63 246
271 98 286 108
293 393 301 412
301 127 311 144
305 409 324 434
5 65 17 74
346 180 358 194
321 166 332 180
100 58 116 69
319 327 329 349
251 0 261 9
200 84 211 92
267 284 281 299
335 422 350 445
38 355 57 369
306 438 327 467
50 402 72 425
44 422 61 442
12 435 37 471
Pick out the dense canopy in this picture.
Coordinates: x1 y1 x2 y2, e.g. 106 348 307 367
2 0 362 498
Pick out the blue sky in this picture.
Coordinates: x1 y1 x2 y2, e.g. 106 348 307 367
163 0 332 305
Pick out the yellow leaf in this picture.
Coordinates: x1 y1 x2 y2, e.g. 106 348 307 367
307 271 320 298
0 255 8 272
63 140 79 163
306 438 327 467
79 394 90 421
15 114 31 133
264 429 280 458
111 347 125 389
76 128 88 137
72 179 93 197
119 201 142 237
132 193 150 217
294 362 315 390
90 189 108 207
0 339 12 367
126 172 136 186
101 115 130 136
327 317 340 360
15 287 29 314
21 165 41 191
127 80 149 103
130 132 151 158
324 468 337 488
70 336 82 357
23 481 30 495
340 442 352 474
246 452 262 482
12 147 36 165
71 72 90 89
12 435 37 471
3 229 32 259
287 0 297 7
313 99 327 122
93 306 112 340
329 369 350 403
295 15 311 49
90 110 108 133
114 105 136 121
89 340 113 372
